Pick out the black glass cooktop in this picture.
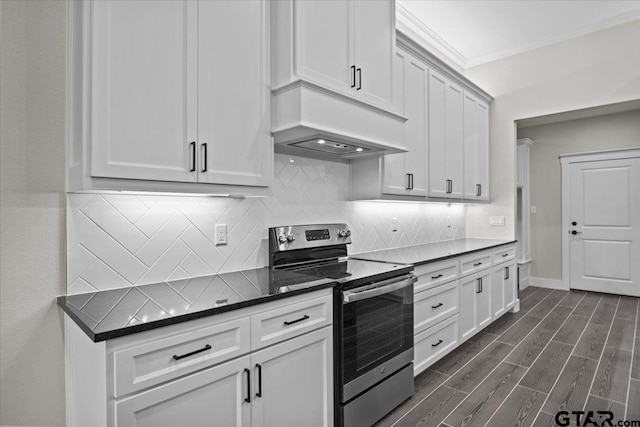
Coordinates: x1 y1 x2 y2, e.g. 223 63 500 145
286 258 412 289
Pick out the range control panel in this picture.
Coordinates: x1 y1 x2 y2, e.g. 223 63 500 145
269 223 352 252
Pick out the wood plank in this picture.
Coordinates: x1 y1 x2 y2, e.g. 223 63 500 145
392 385 467 427
572 293 601 317
527 291 567 318
542 356 597 415
445 341 515 393
538 305 573 332
430 331 496 376
520 341 573 393
632 338 640 380
443 362 526 427
485 386 547 427
626 379 640 421
506 327 556 367
374 369 449 427
573 322 609 360
590 346 632 403
615 297 638 321
553 315 590 345
497 315 543 345
519 288 553 312
590 301 618 326
558 291 586 308
584 395 626 425
518 286 540 301
607 317 634 351
482 311 525 336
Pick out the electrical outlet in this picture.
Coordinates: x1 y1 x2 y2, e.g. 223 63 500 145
490 216 505 226
391 217 398 232
215 224 227 245
530 206 537 214
445 216 452 228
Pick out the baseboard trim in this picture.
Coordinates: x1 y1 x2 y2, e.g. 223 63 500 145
530 277 569 291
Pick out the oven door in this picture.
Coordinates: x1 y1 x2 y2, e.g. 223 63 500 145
340 274 415 402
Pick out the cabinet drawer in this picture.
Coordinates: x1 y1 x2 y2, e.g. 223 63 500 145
414 315 459 376
414 281 459 334
413 259 459 293
460 251 492 276
251 294 332 351
113 317 251 398
493 245 516 266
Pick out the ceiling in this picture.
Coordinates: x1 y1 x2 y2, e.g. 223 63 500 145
397 1 640 69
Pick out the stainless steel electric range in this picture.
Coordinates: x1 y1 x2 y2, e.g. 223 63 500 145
268 223 416 427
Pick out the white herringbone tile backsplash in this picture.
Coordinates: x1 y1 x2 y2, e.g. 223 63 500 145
67 154 465 294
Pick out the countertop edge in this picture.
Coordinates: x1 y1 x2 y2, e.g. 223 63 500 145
411 240 517 267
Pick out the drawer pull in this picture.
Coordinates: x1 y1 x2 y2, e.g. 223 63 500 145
172 344 212 361
283 315 310 326
216 299 228 305
244 368 251 403
431 274 443 279
431 303 443 309
502 253 509 258
432 339 443 347
473 262 482 267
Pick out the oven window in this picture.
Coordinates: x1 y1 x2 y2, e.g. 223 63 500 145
341 286 413 384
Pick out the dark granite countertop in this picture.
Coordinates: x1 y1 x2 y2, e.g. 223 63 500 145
57 267 335 342
352 238 516 266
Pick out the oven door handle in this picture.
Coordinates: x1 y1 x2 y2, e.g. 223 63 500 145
343 274 417 303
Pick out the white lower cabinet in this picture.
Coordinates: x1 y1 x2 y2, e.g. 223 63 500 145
459 268 493 343
492 261 517 319
115 355 251 427
414 315 459 375
251 327 333 427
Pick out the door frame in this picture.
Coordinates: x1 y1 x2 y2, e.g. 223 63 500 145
560 147 640 289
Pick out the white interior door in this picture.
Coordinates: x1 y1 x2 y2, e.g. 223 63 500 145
567 157 640 296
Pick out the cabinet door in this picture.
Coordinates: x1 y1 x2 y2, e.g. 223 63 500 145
115 355 251 427
198 0 272 187
504 262 517 311
353 0 395 110
463 92 489 201
492 265 507 319
475 270 492 330
428 70 463 199
459 274 478 343
251 326 333 427
294 0 354 96
91 0 197 182
382 49 427 196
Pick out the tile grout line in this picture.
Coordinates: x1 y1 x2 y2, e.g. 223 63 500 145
529 293 606 426
387 287 555 427
581 296 622 412
483 291 594 427
624 299 639 420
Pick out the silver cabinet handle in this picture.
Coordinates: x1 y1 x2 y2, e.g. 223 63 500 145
504 266 509 280
476 277 483 293
446 179 453 194
476 184 482 196
343 274 416 303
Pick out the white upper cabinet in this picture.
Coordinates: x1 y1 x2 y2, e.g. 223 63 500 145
428 69 464 199
463 92 489 201
71 0 272 193
382 49 428 197
274 0 395 111
91 0 198 183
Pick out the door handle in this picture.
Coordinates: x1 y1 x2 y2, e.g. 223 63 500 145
476 184 481 197
570 230 582 235
351 65 356 88
571 221 577 226
446 179 453 194
201 143 208 172
356 68 362 90
406 173 411 190
504 266 509 280
244 368 251 403
189 141 196 172
476 277 483 293
255 364 262 398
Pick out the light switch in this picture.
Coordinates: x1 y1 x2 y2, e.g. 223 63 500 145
531 206 537 214
490 216 505 226
215 224 227 245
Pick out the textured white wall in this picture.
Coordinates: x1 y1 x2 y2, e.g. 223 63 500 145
518 110 640 280
464 21 640 240
0 1 67 426
67 154 465 293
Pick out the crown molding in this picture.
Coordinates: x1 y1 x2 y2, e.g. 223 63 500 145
466 9 640 68
395 3 468 72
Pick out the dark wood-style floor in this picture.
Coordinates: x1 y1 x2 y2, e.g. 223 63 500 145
375 286 640 427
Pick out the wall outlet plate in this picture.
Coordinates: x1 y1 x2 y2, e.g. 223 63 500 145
215 224 227 245
490 216 505 226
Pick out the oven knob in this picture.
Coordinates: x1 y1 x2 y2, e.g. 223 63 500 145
286 234 295 242
345 229 351 237
339 229 347 237
278 234 287 244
